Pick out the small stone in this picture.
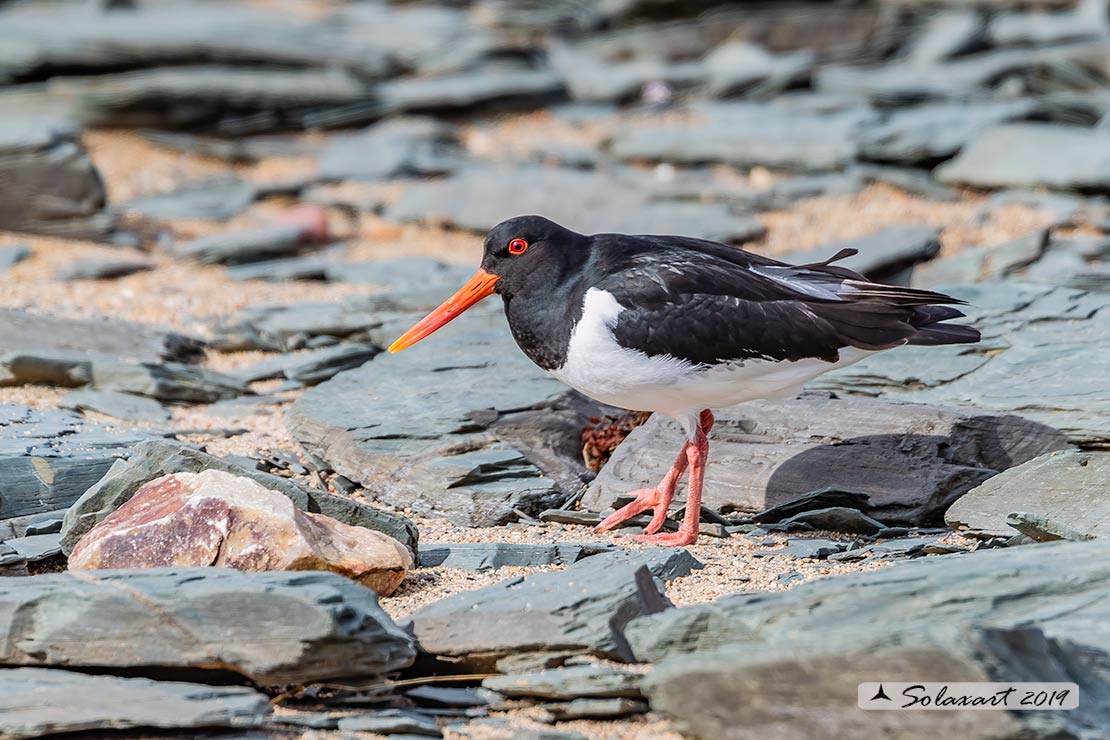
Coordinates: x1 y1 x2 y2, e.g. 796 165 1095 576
543 697 649 721
756 538 850 560
483 664 642 700
417 543 612 571
539 510 603 526
63 389 170 422
779 507 887 535
56 257 154 281
337 709 442 736
68 470 413 596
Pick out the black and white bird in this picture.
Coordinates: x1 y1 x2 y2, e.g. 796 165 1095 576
389 215 980 546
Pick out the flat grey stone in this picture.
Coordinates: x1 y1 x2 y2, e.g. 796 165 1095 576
548 41 705 104
0 404 151 520
386 166 765 244
59 439 418 558
779 507 887 535
318 116 463 181
856 100 1036 165
176 224 307 265
0 667 272 740
704 41 812 97
287 310 607 527
911 229 1048 288
337 709 441 736
988 0 1109 46
903 10 984 65
417 542 613 570
63 389 170 422
0 117 111 239
543 697 649 721
56 256 154 281
376 66 563 114
778 225 940 284
751 488 872 524
121 178 257 221
937 123 1110 192
584 395 1069 525
208 299 383 352
0 243 30 271
225 254 330 282
755 538 849 560
483 664 642 700
0 307 204 366
946 450 1110 540
632 539 1110 739
0 568 415 685
405 549 676 670
815 283 1110 446
88 360 248 403
282 342 381 385
0 509 66 540
0 533 61 562
609 99 877 171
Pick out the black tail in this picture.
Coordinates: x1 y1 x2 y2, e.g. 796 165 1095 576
906 304 981 346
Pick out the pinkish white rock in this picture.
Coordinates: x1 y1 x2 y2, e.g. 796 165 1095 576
68 470 412 596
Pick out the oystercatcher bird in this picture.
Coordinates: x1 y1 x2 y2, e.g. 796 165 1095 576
389 215 979 545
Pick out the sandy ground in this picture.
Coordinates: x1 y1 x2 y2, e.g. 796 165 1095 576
0 125 1024 739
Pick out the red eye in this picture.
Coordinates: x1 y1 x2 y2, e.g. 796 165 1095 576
508 238 528 255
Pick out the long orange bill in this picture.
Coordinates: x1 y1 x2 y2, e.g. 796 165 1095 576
388 268 500 352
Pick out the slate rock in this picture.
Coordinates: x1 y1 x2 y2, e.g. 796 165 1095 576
544 697 649 721
63 389 170 422
176 224 309 266
936 123 1110 192
89 360 248 402
856 100 1036 165
903 10 984 65
59 439 418 559
405 549 679 670
406 686 489 707
69 470 413 596
779 506 886 535
282 342 381 385
750 488 872 524
0 568 415 684
609 100 877 171
336 709 442 736
0 404 151 520
225 254 330 282
703 41 812 97
287 310 606 527
483 664 643 700
0 510 66 541
418 542 613 570
56 256 154 281
386 166 765 244
0 533 62 563
548 41 705 104
911 229 1048 288
376 66 563 115
633 539 1110 739
121 178 257 221
208 299 382 352
0 117 111 239
816 283 1110 446
0 243 30 271
584 395 1069 525
0 668 272 740
777 225 941 284
0 307 204 365
318 116 463 181
755 537 849 560
946 449 1110 540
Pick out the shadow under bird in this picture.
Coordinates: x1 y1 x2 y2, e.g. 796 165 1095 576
389 215 980 546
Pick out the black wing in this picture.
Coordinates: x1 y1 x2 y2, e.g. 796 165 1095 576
600 242 976 366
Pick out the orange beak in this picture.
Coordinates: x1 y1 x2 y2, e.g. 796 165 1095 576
388 268 500 353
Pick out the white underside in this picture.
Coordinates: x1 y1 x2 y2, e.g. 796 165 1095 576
549 288 874 438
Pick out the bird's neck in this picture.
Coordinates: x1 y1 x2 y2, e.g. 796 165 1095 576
502 278 586 371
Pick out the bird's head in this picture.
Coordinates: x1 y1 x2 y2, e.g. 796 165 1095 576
389 215 584 352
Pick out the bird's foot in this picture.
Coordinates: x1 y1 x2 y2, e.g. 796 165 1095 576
596 488 671 534
626 527 699 547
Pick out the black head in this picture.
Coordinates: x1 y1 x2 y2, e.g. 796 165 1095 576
481 215 587 298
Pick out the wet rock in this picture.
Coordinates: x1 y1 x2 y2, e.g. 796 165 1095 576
817 283 1110 446
287 310 606 527
405 549 679 670
56 256 154 281
483 664 643 700
318 116 464 181
778 225 941 284
0 404 151 520
62 389 170 422
417 542 613 570
69 470 412 596
633 539 1110 739
0 568 416 684
0 307 204 366
585 395 1069 525
936 123 1110 192
0 117 111 239
856 100 1036 165
946 449 1110 540
0 668 272 740
121 177 257 221
386 167 765 244
911 229 1048 287
0 243 30 271
59 439 418 558
609 100 876 171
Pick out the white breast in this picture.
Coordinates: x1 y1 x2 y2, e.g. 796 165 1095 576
550 288 872 434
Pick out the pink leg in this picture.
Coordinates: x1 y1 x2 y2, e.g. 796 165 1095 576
597 410 713 541
629 409 713 547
